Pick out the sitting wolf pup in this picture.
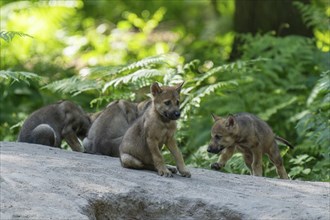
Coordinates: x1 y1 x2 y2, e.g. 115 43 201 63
119 82 191 178
18 100 91 152
83 100 149 157
207 113 293 179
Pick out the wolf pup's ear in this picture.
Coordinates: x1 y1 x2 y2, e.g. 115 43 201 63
151 82 163 97
176 81 184 93
226 115 236 127
211 113 221 122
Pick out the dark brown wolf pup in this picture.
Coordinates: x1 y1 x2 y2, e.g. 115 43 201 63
119 82 191 178
207 113 293 179
18 100 91 152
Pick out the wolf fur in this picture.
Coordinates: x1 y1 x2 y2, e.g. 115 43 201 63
18 100 91 152
119 82 191 178
83 100 149 157
207 113 293 179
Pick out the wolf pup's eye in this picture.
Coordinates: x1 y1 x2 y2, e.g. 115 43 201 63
164 100 171 106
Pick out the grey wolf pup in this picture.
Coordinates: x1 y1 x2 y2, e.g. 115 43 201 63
119 82 191 178
83 100 149 157
207 113 293 179
18 100 91 152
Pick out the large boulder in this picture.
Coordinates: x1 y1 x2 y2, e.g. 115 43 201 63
1 141 329 219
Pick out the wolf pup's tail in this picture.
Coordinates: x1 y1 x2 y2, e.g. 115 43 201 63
275 136 294 149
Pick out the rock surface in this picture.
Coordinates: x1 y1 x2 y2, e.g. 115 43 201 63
1 141 329 220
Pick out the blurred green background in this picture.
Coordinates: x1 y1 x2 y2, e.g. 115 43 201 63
1 0 329 181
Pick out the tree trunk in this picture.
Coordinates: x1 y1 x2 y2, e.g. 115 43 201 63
230 0 313 60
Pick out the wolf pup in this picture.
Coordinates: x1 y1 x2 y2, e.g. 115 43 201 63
18 100 91 152
83 100 149 157
207 113 293 179
119 82 191 178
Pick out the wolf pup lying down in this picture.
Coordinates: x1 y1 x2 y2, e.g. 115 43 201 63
207 113 293 179
83 100 150 157
119 82 191 178
18 100 91 152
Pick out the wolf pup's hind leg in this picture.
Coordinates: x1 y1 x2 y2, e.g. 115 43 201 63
268 142 289 179
30 124 56 147
120 153 145 169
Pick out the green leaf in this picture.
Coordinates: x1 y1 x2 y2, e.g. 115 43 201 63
0 70 41 85
43 76 101 96
103 69 163 91
0 31 32 43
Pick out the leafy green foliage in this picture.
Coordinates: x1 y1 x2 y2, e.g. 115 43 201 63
294 71 330 181
0 31 32 43
0 70 40 84
289 154 315 179
294 1 329 30
43 76 101 96
294 1 330 52
1 0 329 182
185 32 328 179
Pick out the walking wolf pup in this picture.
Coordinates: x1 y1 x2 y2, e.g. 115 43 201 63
18 100 91 152
207 113 293 179
119 82 191 178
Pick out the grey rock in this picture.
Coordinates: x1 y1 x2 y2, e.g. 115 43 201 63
1 141 329 220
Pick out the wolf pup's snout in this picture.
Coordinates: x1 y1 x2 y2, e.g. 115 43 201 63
163 110 180 120
172 110 181 119
207 145 223 154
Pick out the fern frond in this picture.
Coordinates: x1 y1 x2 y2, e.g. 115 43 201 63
194 58 267 86
100 54 180 92
83 66 125 79
182 59 200 73
80 56 168 79
307 70 330 106
259 97 298 121
190 81 238 107
43 76 101 96
294 2 328 30
0 31 32 43
0 70 41 84
181 80 238 119
103 69 163 91
120 56 167 72
102 69 165 92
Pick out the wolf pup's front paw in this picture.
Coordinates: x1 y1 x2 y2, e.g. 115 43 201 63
211 162 223 170
157 167 173 177
179 169 191 178
167 165 178 174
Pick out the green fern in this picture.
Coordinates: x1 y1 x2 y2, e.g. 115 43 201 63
259 97 298 121
0 70 40 85
0 31 32 43
119 55 170 72
294 2 329 30
94 55 170 78
182 59 201 73
194 58 267 86
97 55 180 91
307 70 330 106
183 81 238 109
296 70 330 148
43 76 102 96
103 69 164 91
42 55 181 107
